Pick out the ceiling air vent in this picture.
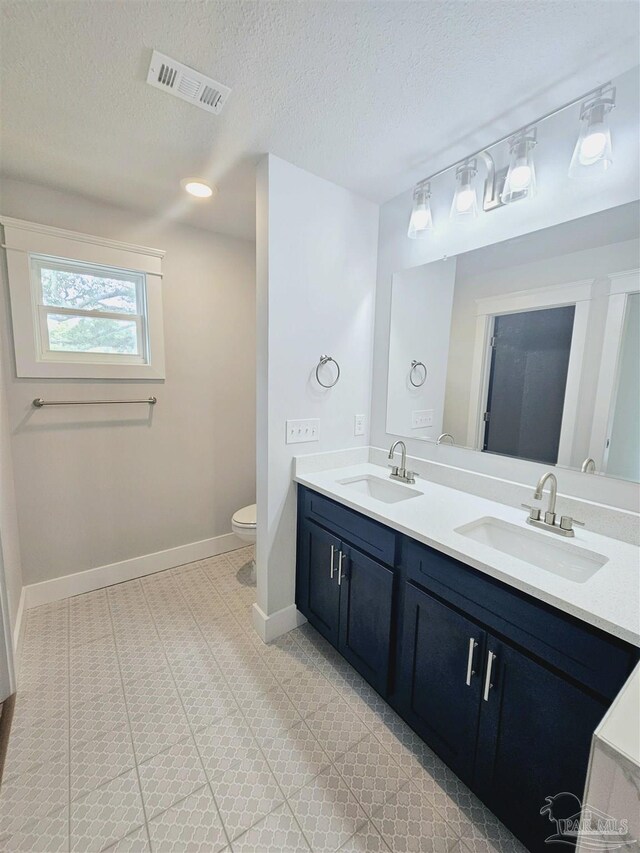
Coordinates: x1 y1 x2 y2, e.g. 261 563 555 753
146 50 231 115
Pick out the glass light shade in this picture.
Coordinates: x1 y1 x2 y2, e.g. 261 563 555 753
502 133 537 204
408 184 433 238
569 97 614 178
450 162 478 221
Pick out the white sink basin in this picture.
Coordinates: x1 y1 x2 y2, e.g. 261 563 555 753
455 517 608 583
337 474 423 504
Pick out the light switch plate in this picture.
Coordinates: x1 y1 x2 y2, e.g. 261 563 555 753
354 414 366 436
286 418 320 444
412 409 434 429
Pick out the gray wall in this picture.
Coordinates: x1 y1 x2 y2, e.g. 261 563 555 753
0 178 256 585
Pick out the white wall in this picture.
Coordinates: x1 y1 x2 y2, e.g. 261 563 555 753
256 155 378 628
386 259 456 439
0 178 256 586
371 64 640 509
607 292 640 481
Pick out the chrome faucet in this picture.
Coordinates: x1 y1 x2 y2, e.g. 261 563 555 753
437 433 454 445
581 457 596 473
522 471 584 537
534 472 558 524
388 440 417 484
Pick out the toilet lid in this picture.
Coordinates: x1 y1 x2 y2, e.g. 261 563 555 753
232 504 256 527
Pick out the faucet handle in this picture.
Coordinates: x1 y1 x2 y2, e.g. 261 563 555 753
521 503 541 521
560 516 585 531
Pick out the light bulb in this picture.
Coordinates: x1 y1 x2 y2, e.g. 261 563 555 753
508 163 532 192
502 130 536 204
408 183 433 238
569 87 615 178
579 128 608 164
450 160 478 221
455 188 475 213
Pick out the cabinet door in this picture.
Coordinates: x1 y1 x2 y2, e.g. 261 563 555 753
399 584 486 783
297 519 342 646
475 638 609 853
338 546 394 695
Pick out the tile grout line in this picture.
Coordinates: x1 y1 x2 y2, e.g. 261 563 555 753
137 577 232 853
105 584 154 853
21 559 496 853
288 627 476 851
0 604 71 845
194 563 387 847
169 564 316 852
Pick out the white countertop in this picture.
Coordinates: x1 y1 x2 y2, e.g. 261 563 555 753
596 662 640 767
294 461 640 646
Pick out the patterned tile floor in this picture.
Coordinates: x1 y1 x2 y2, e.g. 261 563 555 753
0 546 526 853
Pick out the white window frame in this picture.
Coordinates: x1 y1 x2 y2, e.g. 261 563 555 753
466 278 594 466
31 254 148 365
1 217 166 379
588 269 640 472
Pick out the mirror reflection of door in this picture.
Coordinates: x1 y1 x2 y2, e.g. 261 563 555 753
483 306 575 464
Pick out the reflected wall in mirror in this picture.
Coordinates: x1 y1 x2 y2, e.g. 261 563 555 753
386 202 640 483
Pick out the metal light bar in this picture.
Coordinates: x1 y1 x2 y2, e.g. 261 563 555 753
33 397 157 408
415 82 612 188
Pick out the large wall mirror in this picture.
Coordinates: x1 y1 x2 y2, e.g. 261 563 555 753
386 201 640 483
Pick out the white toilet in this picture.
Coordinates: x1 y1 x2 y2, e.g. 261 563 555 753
231 503 256 584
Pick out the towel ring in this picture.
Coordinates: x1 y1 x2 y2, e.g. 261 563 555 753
409 360 427 387
315 355 340 388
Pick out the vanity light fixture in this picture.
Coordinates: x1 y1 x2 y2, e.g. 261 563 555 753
181 178 215 198
569 85 615 177
407 80 619 238
502 128 537 203
408 181 434 238
450 160 479 221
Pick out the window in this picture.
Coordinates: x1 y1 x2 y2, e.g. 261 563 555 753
1 217 165 379
31 256 148 363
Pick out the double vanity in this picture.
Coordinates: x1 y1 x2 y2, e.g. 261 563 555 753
294 450 640 853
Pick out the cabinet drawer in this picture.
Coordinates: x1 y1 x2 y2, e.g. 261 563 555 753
300 487 397 565
404 538 637 700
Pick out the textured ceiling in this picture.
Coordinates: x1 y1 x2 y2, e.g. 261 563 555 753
1 1 638 240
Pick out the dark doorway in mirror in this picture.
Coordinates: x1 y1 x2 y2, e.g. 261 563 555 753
483 306 575 464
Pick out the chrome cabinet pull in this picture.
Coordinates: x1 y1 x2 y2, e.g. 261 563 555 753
330 545 336 580
337 551 344 585
465 638 478 686
483 651 496 701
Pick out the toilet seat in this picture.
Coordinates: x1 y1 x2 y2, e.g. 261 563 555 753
232 503 256 529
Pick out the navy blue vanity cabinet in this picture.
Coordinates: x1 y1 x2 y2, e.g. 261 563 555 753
296 518 342 646
295 485 639 853
296 487 398 694
399 583 486 784
338 545 395 694
474 636 608 853
400 537 638 853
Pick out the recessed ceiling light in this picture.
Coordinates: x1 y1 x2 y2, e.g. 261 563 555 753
181 178 215 198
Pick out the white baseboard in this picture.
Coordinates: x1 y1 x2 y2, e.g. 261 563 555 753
252 602 307 644
23 532 244 610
